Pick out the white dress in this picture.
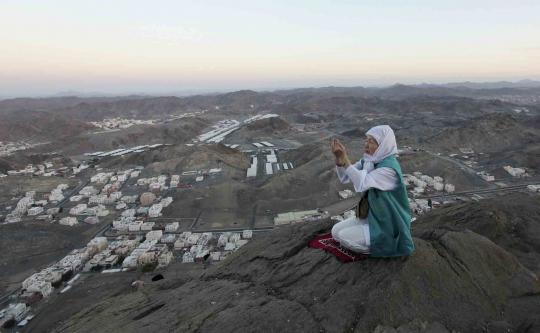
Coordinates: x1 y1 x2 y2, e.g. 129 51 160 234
332 160 398 253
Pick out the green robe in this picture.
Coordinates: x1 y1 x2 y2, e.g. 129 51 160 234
366 155 415 257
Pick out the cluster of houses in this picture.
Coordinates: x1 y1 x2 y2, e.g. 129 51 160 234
1 160 76 178
57 169 142 226
177 230 253 263
3 183 71 224
403 172 455 196
89 117 156 130
408 198 445 215
121 234 173 270
0 234 164 327
136 174 174 192
0 140 43 157
112 193 174 232
246 150 294 178
89 111 208 131
7 225 256 328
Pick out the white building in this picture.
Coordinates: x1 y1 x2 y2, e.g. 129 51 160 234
15 197 34 214
49 188 64 202
217 233 229 247
267 154 278 163
246 166 257 177
265 163 273 175
433 182 444 192
160 197 173 207
229 233 241 244
70 204 87 215
87 237 108 254
160 234 176 244
338 189 354 199
174 239 186 249
413 187 425 194
140 222 155 231
242 230 253 239
27 206 44 216
182 252 194 263
128 220 143 232
187 233 201 245
479 173 495 181
121 208 136 217
148 203 163 218
69 195 84 202
158 251 173 267
504 166 527 177
5 303 28 322
79 186 98 197
165 222 179 232
146 230 163 241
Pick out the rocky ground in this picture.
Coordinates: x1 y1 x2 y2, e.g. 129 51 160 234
49 193 540 333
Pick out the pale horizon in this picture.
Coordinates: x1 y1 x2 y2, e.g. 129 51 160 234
1 0 539 97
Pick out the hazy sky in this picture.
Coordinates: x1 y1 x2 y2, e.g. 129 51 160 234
1 0 539 96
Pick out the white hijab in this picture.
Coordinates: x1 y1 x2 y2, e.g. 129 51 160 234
362 125 398 171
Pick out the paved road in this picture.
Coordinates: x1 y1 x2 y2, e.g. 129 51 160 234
417 182 537 200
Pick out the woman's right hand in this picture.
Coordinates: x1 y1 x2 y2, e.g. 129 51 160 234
331 138 344 158
331 138 348 166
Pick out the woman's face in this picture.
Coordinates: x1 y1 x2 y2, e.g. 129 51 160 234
364 135 379 155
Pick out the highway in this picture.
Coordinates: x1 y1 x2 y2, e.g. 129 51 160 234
417 182 537 200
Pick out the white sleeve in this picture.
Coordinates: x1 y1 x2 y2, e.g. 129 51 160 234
336 160 363 184
344 166 398 192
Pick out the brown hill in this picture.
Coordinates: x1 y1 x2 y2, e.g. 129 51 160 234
51 193 540 333
423 113 540 153
226 117 293 142
245 116 290 132
55 117 208 155
0 110 94 141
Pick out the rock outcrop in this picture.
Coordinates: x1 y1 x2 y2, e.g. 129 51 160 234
55 193 540 333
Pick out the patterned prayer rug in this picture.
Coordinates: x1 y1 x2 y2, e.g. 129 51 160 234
308 232 368 263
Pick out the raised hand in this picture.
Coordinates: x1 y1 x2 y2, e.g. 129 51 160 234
331 138 345 158
331 138 350 166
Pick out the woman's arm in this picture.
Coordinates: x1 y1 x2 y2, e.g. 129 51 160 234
336 160 363 184
344 166 398 192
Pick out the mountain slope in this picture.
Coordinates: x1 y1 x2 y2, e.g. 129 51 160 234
52 193 540 333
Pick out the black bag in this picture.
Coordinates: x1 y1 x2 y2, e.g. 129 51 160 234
356 191 369 219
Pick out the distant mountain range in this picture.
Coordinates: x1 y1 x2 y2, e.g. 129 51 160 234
416 79 540 89
2 80 540 101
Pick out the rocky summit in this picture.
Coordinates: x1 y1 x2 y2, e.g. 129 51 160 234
53 193 540 333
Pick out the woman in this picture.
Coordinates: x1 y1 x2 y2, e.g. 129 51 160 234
330 125 414 257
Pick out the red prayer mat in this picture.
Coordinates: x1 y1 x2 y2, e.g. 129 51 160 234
308 232 368 263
